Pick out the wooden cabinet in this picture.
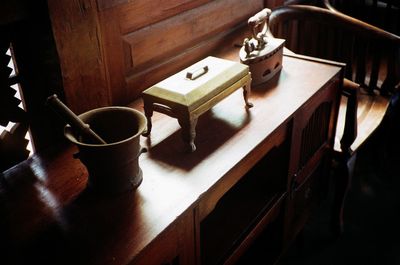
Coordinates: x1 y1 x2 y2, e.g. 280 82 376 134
0 53 343 265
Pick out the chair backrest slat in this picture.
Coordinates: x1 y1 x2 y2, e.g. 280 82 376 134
381 44 400 95
354 39 367 88
339 32 355 79
368 42 382 91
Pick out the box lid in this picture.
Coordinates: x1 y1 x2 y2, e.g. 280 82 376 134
142 56 249 111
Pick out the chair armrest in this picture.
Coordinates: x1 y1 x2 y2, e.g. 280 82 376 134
340 78 359 155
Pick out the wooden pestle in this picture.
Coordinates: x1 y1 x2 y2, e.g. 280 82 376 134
47 94 107 144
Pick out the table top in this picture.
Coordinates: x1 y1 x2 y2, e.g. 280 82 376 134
0 53 343 265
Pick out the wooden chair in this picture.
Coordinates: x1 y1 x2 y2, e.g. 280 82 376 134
323 0 400 36
269 4 400 232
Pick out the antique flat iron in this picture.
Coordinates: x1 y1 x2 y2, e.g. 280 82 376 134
239 8 285 86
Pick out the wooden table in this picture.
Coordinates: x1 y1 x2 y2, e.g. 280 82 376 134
0 53 344 265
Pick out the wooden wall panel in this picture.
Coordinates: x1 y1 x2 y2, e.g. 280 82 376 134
96 0 129 11
123 0 263 74
118 0 213 34
264 0 284 8
48 0 110 114
124 25 250 100
99 0 264 105
50 0 269 109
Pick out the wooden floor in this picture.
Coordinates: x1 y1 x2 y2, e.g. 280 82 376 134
278 99 400 265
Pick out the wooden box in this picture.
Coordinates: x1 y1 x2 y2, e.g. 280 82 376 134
141 56 253 152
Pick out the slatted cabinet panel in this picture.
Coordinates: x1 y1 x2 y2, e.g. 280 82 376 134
285 75 341 244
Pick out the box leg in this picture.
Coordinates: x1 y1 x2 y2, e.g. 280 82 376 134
243 78 254 108
143 102 153 136
178 117 197 152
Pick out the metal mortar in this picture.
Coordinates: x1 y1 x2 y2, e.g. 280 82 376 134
64 106 146 194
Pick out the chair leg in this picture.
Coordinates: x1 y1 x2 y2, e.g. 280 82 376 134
331 153 357 235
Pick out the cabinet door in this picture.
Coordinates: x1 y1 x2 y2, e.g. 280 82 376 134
285 78 340 243
198 123 291 265
287 154 330 241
